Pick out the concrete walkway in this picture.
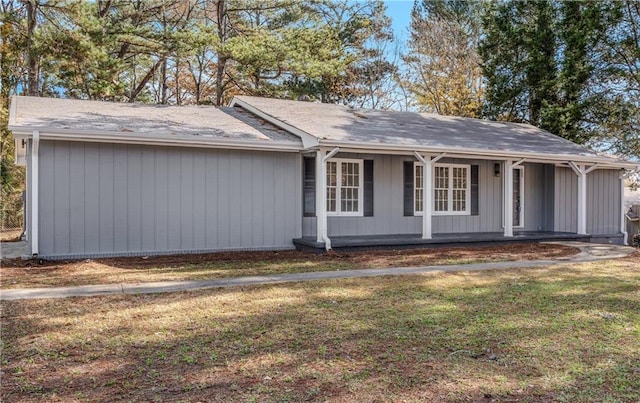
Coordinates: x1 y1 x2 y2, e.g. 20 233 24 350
1 242 636 301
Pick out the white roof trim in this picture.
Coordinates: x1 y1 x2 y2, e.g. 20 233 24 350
9 126 304 152
229 97 319 148
318 141 638 169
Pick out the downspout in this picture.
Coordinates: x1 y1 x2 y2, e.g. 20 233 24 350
31 130 40 256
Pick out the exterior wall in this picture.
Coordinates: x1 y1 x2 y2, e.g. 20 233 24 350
37 140 302 258
302 157 559 237
554 167 578 233
303 154 507 237
586 169 622 235
554 167 622 235
522 163 555 232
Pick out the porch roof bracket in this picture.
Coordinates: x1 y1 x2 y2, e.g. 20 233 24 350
584 164 600 175
414 151 446 164
511 158 526 168
323 147 340 162
568 160 583 175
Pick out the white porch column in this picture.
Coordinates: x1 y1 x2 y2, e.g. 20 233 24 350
315 149 326 243
577 165 587 235
415 152 445 239
423 158 433 239
504 159 514 237
568 162 598 235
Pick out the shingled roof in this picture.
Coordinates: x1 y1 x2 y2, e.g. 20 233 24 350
231 96 614 160
9 96 301 146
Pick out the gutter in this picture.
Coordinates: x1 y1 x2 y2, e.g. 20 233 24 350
9 127 304 153
31 130 40 257
317 141 638 169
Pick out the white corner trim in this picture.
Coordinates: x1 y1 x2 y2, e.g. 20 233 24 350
31 130 40 256
229 97 320 149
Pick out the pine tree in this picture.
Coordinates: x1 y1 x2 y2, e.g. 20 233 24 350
403 0 483 117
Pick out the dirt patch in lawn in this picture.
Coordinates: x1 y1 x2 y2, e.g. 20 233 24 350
1 243 579 289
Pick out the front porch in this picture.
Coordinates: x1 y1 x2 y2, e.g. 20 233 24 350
293 231 591 252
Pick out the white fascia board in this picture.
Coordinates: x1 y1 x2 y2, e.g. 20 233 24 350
8 126 304 153
229 97 320 149
317 140 637 169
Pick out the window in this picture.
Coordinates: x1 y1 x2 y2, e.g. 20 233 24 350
414 163 470 215
327 159 363 215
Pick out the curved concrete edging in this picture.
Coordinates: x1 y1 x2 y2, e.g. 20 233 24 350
1 242 636 301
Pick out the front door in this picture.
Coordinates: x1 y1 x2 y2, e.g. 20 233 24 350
513 167 524 227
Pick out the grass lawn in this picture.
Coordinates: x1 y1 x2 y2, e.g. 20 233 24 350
0 243 577 289
1 255 639 402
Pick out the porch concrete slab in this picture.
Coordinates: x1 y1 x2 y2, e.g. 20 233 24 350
293 231 591 251
1 242 636 301
1 241 29 260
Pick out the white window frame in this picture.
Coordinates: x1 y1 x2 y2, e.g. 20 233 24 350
414 162 471 216
327 158 363 216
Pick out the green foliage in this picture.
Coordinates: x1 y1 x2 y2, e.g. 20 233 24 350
479 0 639 157
403 0 483 117
480 0 558 128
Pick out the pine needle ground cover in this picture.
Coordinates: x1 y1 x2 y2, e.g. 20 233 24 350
2 255 639 402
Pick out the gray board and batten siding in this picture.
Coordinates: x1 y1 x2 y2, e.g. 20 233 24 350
302 154 555 237
302 154 620 240
554 166 622 236
36 140 302 259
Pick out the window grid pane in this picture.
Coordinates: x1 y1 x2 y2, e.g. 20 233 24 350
451 167 467 211
327 161 337 212
434 166 449 212
415 165 423 212
340 162 360 212
327 160 361 214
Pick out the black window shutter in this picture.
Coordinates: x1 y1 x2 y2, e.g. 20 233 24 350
303 157 315 217
403 161 414 216
363 160 374 216
470 164 479 216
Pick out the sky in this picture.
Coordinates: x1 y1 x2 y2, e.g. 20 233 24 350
384 0 414 43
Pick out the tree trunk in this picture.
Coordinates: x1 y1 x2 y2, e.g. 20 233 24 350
128 58 164 102
175 56 181 105
215 0 228 106
160 58 168 104
26 0 39 96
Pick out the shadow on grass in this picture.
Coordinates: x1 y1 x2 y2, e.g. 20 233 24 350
2 262 639 401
